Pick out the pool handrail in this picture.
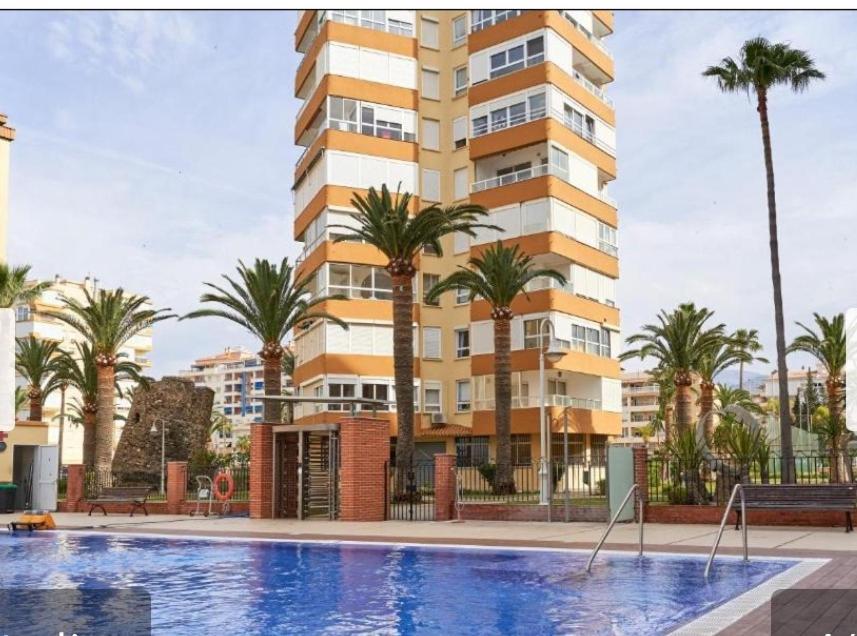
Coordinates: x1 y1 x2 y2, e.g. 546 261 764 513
704 483 748 578
585 483 643 572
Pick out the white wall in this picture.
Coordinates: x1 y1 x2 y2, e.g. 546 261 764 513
326 42 417 89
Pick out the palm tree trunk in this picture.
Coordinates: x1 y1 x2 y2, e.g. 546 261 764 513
392 274 415 478
674 375 694 436
493 317 514 494
262 350 283 423
757 88 794 483
664 404 674 444
738 360 745 391
28 388 42 422
827 379 850 482
700 381 716 442
83 409 96 469
95 363 116 473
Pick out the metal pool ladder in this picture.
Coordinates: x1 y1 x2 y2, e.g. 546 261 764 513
585 483 644 572
704 483 748 578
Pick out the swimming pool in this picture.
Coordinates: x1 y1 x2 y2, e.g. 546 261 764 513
0 532 817 635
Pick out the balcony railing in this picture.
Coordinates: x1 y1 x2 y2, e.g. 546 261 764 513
523 277 574 295
572 69 613 108
559 11 612 59
472 162 559 193
598 189 617 208
473 395 602 410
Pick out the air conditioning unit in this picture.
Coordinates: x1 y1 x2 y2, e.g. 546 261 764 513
430 412 446 426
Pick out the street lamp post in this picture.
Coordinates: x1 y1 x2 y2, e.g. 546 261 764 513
538 317 564 506
150 418 168 495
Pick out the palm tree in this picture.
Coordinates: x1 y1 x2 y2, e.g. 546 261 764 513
621 303 724 436
714 384 763 416
650 365 676 443
183 258 344 424
697 336 751 440
14 336 63 422
731 329 768 390
427 243 565 494
14 385 27 414
813 406 850 483
48 288 174 472
53 342 148 468
0 263 51 308
332 185 491 473
704 38 824 482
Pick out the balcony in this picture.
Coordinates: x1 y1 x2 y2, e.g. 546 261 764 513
474 395 601 411
558 11 612 59
572 69 613 108
470 9 525 32
472 161 559 193
298 10 414 54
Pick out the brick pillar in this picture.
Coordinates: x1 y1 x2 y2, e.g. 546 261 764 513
166 461 188 514
66 464 85 512
434 454 457 521
632 445 648 521
339 417 388 521
250 423 274 519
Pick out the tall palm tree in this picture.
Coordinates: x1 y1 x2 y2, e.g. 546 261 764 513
621 303 724 436
14 336 63 422
332 185 492 473
697 336 752 440
731 328 768 390
48 288 174 472
0 263 51 308
183 258 344 423
714 384 763 416
14 385 27 414
53 342 148 468
650 365 676 443
704 38 825 481
427 243 565 494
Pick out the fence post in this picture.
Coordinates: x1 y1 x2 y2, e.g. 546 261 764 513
250 423 274 519
166 461 188 514
632 446 648 521
339 417 388 521
434 454 457 521
66 464 85 512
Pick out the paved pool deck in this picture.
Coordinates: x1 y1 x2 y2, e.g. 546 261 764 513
4 512 857 634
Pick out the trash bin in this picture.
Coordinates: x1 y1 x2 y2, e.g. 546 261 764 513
0 483 18 513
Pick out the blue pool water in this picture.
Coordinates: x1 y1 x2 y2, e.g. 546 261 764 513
0 532 794 634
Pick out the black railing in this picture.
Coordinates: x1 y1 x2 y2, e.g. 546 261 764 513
187 465 250 502
83 468 165 502
389 463 436 520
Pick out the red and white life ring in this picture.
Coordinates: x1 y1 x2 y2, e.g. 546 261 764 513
213 472 235 501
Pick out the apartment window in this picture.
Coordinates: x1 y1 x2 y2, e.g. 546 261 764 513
453 167 468 200
523 319 543 349
571 325 586 352
453 66 468 96
361 382 390 411
422 169 440 202
455 436 489 467
421 68 440 100
361 105 404 141
456 380 471 412
422 273 440 305
15 306 30 322
452 116 467 149
328 263 392 301
455 286 469 304
328 381 356 411
455 328 470 357
422 118 440 151
488 36 543 79
452 15 467 46
601 328 612 358
360 10 386 31
470 10 521 32
598 222 618 257
591 434 609 459
423 326 442 359
328 96 358 133
550 145 569 179
420 18 439 49
424 383 442 413
423 243 439 256
511 434 532 466
552 433 585 463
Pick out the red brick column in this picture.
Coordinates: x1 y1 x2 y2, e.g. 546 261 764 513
250 423 274 519
339 417 389 521
166 461 188 514
434 454 457 521
66 464 85 512
633 445 648 521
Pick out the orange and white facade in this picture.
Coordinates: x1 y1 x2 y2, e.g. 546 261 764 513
291 10 621 463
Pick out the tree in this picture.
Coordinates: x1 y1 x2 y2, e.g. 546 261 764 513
183 258 344 424
53 342 148 468
48 288 174 472
14 336 63 422
427 242 565 494
731 328 768 390
714 384 763 416
621 303 724 435
332 184 491 474
704 38 825 482
650 365 676 443
697 336 752 440
14 385 27 414
0 263 51 308
813 405 850 483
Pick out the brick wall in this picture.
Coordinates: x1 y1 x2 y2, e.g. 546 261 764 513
339 417 388 522
459 503 608 522
645 504 851 528
58 500 249 515
434 454 457 521
166 461 187 514
65 464 85 513
249 423 274 519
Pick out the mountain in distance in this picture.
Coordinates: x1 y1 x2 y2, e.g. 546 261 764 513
715 368 768 390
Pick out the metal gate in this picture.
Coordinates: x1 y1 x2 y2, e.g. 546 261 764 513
300 430 339 520
388 462 435 521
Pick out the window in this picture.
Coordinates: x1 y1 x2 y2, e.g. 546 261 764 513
523 319 543 349
601 328 612 358
423 273 440 306
591 434 608 460
472 115 488 137
422 118 439 151
327 263 392 300
15 306 30 322
423 326 442 359
551 433 586 463
422 169 440 202
452 15 467 46
511 434 532 466
361 382 390 411
598 222 618 256
455 286 469 304
328 96 358 133
488 36 543 79
571 325 586 352
470 10 522 32
420 18 439 49
456 436 489 467
452 116 467 149
453 167 468 200
424 383 442 413
456 380 471 412
455 328 470 358
328 381 356 411
421 68 439 100
423 243 439 256
360 10 385 31
453 66 468 96
550 145 569 179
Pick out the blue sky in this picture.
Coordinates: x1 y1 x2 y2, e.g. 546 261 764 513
2 10 856 378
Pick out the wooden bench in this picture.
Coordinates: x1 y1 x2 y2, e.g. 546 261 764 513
735 484 857 532
88 486 153 517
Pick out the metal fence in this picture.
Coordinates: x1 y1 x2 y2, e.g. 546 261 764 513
647 453 857 506
83 468 165 502
388 463 436 521
187 465 250 502
456 457 608 506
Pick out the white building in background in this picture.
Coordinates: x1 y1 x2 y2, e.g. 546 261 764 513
757 364 828 402
615 370 661 445
14 276 154 463
178 347 292 453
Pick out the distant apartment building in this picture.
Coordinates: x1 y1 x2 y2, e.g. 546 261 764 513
178 347 292 452
14 276 154 463
292 10 620 463
616 370 661 444
757 365 828 402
